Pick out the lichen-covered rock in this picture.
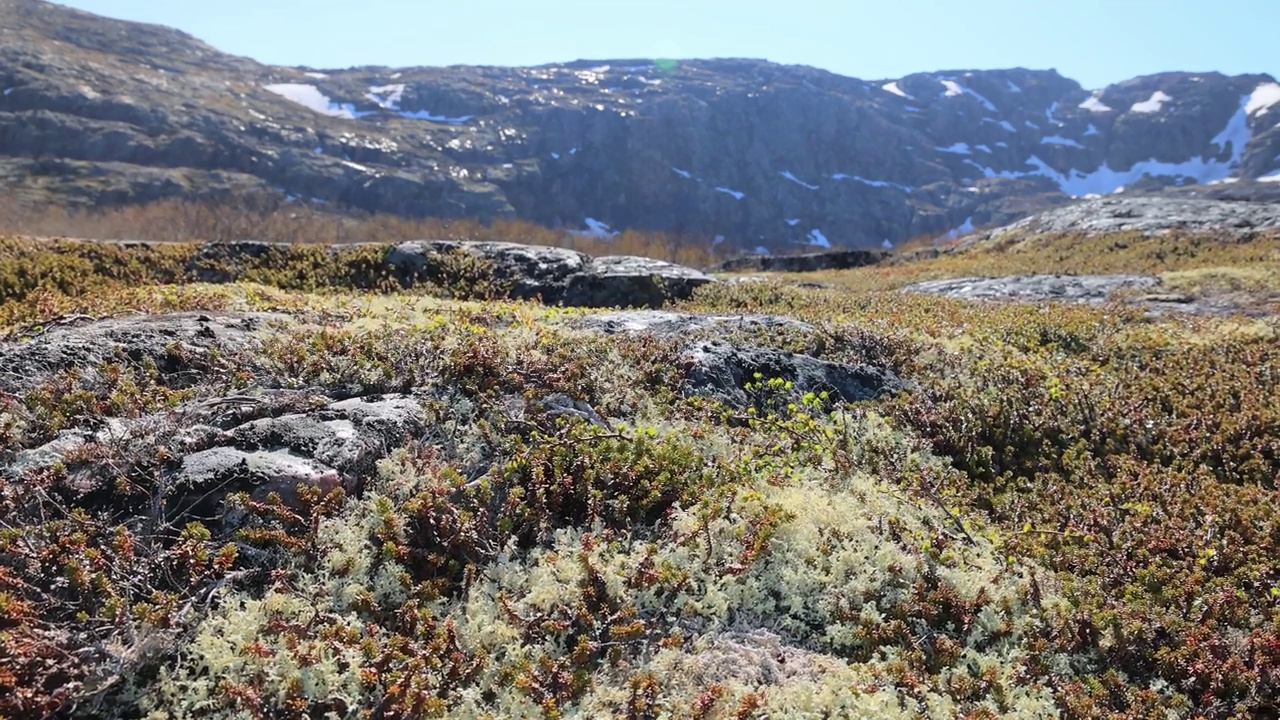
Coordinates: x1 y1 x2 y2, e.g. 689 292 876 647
7 391 427 526
964 197 1280 245
903 274 1162 303
571 309 900 408
682 341 906 409
572 310 814 335
387 240 589 299
566 255 713 308
0 312 290 393
386 240 712 308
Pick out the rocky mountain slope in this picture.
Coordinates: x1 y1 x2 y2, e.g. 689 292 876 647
3 0 1280 251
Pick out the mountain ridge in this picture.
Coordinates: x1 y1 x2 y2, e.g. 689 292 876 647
3 0 1280 250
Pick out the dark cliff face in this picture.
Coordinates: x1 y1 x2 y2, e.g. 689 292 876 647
2 0 1279 250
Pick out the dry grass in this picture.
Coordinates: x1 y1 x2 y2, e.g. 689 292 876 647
798 229 1280 298
0 196 723 268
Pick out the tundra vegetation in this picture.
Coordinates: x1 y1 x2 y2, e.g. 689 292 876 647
0 218 1278 719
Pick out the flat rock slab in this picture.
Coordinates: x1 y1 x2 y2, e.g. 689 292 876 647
903 274 1161 303
572 310 815 336
984 197 1280 239
387 240 713 308
0 312 289 393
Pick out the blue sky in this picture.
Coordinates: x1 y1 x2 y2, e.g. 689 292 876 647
56 0 1277 89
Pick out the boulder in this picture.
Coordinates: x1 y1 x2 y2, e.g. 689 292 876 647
387 241 713 308
682 342 906 409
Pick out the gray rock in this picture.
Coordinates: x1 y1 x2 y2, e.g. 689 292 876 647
171 447 343 520
682 342 906 409
569 310 897 409
567 255 714 308
387 241 712 308
0 312 289 393
968 197 1280 243
539 394 612 430
573 310 814 336
903 274 1162 303
387 240 590 300
8 391 427 526
217 394 427 489
7 417 130 478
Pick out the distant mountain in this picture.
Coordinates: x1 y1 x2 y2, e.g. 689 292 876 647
2 0 1279 250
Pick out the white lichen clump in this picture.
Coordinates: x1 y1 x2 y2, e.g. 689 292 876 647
136 409 1074 718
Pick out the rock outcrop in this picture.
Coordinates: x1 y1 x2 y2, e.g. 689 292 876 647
971 196 1280 239
386 240 714 307
904 274 1161 303
574 309 906 408
902 272 1275 316
0 311 289 393
3 0 1280 252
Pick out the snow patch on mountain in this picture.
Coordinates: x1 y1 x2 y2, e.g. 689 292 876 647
958 94 1252 195
1028 95 1248 194
946 217 975 238
1046 101 1061 125
715 187 745 200
263 84 370 119
780 171 820 190
1042 135 1086 149
831 174 913 192
1007 80 1022 92
399 109 475 124
1131 91 1172 113
1079 93 1113 113
571 218 619 238
806 229 831 248
936 142 972 154
366 84 406 109
940 79 997 111
672 168 693 179
1245 82 1280 116
882 81 910 98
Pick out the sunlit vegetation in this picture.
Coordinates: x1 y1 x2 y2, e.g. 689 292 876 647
1 229 1277 718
